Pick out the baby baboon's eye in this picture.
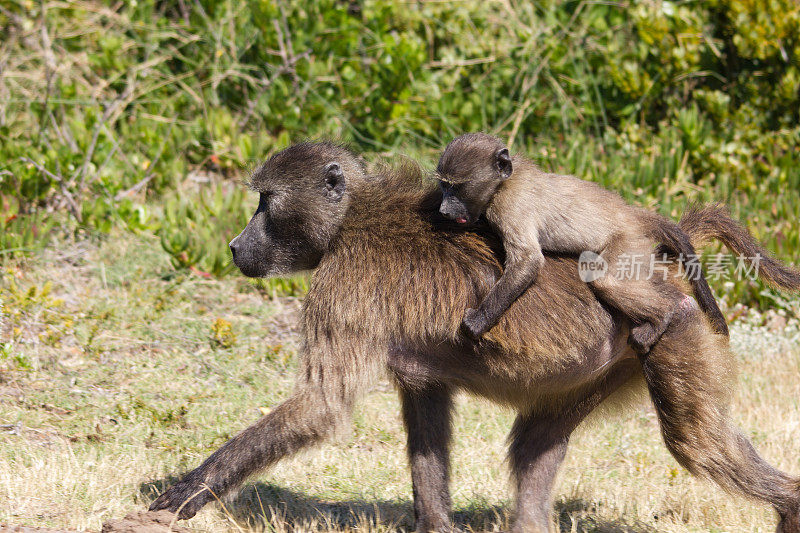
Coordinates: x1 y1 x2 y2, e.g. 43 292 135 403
440 179 458 192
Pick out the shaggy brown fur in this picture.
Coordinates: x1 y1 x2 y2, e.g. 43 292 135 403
150 142 800 533
436 133 728 351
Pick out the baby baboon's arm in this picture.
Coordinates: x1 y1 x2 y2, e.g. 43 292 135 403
463 239 545 339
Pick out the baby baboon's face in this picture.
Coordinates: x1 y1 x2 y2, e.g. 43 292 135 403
436 133 512 225
438 178 498 225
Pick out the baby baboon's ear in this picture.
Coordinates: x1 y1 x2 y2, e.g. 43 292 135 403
495 148 513 180
324 162 346 201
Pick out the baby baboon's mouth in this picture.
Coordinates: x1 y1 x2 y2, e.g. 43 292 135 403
456 217 468 224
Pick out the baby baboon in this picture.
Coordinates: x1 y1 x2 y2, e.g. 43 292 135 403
150 142 800 533
437 132 727 352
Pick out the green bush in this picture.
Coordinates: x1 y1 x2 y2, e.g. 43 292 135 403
0 0 798 308
158 184 250 277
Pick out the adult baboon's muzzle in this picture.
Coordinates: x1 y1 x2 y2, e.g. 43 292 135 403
230 213 270 277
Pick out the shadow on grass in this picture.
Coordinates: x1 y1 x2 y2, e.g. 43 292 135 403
556 497 656 533
140 479 653 532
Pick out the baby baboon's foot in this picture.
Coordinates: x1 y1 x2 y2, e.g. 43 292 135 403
630 312 675 355
629 295 698 355
629 321 660 355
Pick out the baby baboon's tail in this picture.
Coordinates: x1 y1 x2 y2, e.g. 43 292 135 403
679 203 800 292
646 213 729 336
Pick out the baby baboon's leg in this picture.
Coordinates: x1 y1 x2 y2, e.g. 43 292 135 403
400 384 455 533
589 233 685 353
509 359 639 533
644 310 800 530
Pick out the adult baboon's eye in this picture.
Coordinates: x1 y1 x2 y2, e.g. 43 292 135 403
265 191 284 213
257 192 275 214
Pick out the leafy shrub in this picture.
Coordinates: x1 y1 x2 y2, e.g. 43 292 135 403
158 184 251 277
210 317 236 349
0 0 797 308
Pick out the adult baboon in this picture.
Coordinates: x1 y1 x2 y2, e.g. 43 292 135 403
150 142 800 532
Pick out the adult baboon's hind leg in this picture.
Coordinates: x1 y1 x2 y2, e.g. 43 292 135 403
400 384 457 533
509 359 639 533
642 309 800 531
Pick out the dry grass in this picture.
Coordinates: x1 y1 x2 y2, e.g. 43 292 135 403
1 232 799 532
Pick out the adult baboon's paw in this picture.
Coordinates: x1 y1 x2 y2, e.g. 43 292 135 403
149 479 212 519
462 308 488 340
777 503 800 533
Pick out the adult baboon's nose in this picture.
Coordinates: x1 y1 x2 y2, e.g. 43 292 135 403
229 235 240 259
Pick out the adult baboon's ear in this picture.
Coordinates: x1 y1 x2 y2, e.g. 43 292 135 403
323 162 346 201
495 148 513 180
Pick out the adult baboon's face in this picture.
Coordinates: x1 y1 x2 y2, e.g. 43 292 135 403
229 142 365 278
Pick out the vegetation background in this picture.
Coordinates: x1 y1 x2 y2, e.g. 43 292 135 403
2 0 799 304
1 0 799 531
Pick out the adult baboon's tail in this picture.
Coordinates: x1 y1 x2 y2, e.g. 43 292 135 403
679 203 800 291
645 213 729 336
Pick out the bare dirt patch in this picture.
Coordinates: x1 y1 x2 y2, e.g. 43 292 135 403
2 511 190 533
100 511 190 533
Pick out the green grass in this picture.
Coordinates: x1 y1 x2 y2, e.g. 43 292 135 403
2 231 800 532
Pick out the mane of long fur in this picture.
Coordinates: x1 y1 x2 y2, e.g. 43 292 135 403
304 161 616 377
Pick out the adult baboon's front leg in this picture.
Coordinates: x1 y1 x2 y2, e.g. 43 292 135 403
400 384 455 532
150 385 350 519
